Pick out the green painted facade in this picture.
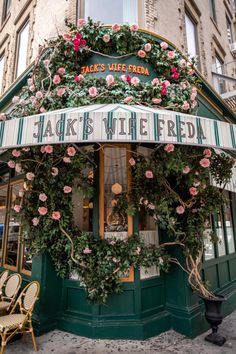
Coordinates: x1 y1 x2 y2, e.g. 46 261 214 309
1 30 236 340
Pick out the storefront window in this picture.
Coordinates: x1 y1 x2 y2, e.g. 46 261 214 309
0 186 8 263
224 193 235 254
4 182 23 268
215 211 226 257
204 217 215 260
21 231 32 273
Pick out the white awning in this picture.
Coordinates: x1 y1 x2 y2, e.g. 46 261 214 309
1 104 236 150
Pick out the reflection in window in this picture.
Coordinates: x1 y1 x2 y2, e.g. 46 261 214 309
84 0 139 24
215 211 226 257
16 21 29 78
5 183 23 267
103 147 128 240
0 187 7 263
204 218 215 260
224 195 235 254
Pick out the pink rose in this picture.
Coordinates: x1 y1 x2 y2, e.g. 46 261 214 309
167 51 175 59
8 160 15 168
192 86 197 94
57 67 65 76
63 186 72 193
12 149 21 157
63 157 71 163
106 75 115 86
200 158 210 168
45 145 53 154
172 72 180 79
12 96 20 104
26 172 35 181
137 50 146 58
88 86 97 97
162 80 170 87
131 77 140 86
191 100 198 109
40 146 45 153
130 24 139 31
145 170 154 179
103 34 110 43
53 75 61 85
182 101 190 110
176 206 185 214
152 98 162 104
189 187 198 196
51 211 61 220
57 87 66 97
152 78 159 85
40 107 47 113
35 91 43 99
13 204 21 213
38 207 48 215
164 144 174 153
63 33 71 41
129 158 136 166
124 96 133 104
0 113 6 121
67 146 76 156
27 78 34 86
179 59 186 67
83 247 92 254
183 166 190 174
190 92 197 101
39 193 47 202
112 24 121 32
188 69 195 75
32 217 39 226
51 167 59 176
77 18 86 27
15 163 22 173
203 149 212 158
160 42 168 49
74 74 84 82
144 43 152 52
29 85 35 92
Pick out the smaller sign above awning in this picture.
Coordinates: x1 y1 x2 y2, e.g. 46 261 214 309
1 104 236 151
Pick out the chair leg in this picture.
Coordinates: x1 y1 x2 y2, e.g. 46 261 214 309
30 326 38 352
0 334 6 354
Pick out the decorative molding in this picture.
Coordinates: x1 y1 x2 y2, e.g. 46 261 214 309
212 34 227 57
0 33 10 49
14 0 33 25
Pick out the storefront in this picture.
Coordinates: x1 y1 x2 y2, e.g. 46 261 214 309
1 23 236 340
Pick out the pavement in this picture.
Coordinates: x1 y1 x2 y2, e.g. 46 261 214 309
6 310 236 354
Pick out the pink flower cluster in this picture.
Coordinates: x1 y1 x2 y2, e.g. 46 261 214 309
73 33 87 52
164 144 174 153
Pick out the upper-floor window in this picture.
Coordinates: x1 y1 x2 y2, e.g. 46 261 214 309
2 0 11 23
214 55 226 94
0 55 5 95
209 0 217 23
78 0 141 24
15 21 29 78
185 12 198 59
226 15 233 44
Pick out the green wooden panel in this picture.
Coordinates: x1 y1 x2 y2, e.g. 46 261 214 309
218 261 230 287
204 264 219 291
229 258 236 280
141 284 164 312
100 290 135 315
65 287 93 315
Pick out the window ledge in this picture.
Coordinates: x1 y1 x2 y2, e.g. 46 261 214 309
210 17 221 37
0 13 11 33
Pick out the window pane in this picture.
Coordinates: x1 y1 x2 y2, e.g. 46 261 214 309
2 0 11 22
215 211 226 256
84 0 138 24
103 147 128 240
226 17 233 44
5 182 23 267
16 22 29 78
0 56 4 95
21 231 32 273
224 195 235 254
204 218 215 260
0 186 8 263
209 0 216 22
185 13 197 58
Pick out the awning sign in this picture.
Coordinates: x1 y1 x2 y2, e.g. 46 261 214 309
1 104 236 151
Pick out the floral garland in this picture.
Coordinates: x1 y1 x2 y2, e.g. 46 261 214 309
1 18 199 122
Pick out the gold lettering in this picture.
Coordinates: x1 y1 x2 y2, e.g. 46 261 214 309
100 64 105 72
122 64 126 72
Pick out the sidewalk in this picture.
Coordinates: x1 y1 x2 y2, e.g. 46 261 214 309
6 310 236 354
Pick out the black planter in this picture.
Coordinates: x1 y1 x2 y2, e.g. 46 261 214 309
200 294 226 346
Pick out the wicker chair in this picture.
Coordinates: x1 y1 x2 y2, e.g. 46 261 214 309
0 281 40 354
0 274 22 314
0 271 9 298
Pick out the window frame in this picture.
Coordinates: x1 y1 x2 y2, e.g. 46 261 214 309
15 19 30 79
99 144 134 282
0 53 5 95
77 0 145 26
209 0 217 23
226 15 233 44
184 9 200 65
1 0 11 25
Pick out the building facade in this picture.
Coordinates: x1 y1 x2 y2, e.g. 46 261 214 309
0 0 236 340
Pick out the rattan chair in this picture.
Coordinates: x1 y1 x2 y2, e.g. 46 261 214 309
0 273 22 314
0 271 9 298
0 281 40 354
